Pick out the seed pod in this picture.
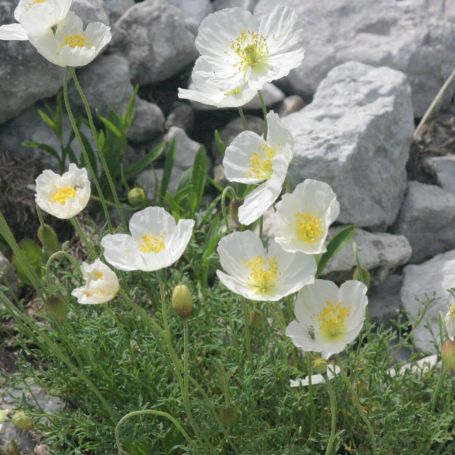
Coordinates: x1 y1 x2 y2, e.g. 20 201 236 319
171 284 193 319
12 411 33 431
38 223 60 255
127 188 146 207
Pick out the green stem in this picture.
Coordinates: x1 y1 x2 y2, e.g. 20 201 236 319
63 70 113 232
307 354 316 440
324 373 338 455
243 299 252 362
70 218 97 260
257 90 268 140
237 107 248 130
70 68 126 228
341 370 376 454
115 409 197 455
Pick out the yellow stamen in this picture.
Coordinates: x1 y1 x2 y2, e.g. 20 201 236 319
246 143 276 179
224 86 243 96
312 357 327 369
245 256 278 295
295 213 324 243
318 300 350 340
94 271 104 280
139 234 165 254
51 186 77 204
231 30 269 73
64 34 87 48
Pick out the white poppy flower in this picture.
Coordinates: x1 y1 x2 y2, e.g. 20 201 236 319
290 364 340 388
271 179 340 255
445 304 455 341
286 280 368 359
28 11 111 68
216 230 316 302
101 207 195 272
72 259 119 304
35 163 91 219
223 111 293 225
0 0 72 41
178 6 304 107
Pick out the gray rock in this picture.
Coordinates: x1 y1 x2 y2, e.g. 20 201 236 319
401 250 455 353
323 228 412 286
426 155 455 196
368 274 403 326
284 61 414 228
0 0 63 124
164 127 201 170
0 424 35 454
165 103 195 132
72 0 110 25
393 181 455 264
277 95 306 117
112 0 198 85
190 82 284 111
104 0 134 23
128 100 165 143
168 0 212 25
255 0 455 117
214 0 258 11
136 167 185 200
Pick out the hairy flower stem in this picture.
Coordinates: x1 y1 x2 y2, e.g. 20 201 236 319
157 274 212 454
307 354 316 440
70 218 97 260
341 371 377 454
237 107 248 129
62 70 113 232
243 299 252 361
115 409 197 455
257 90 268 140
324 373 338 455
70 68 127 229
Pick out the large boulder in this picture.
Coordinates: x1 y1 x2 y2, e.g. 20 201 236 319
368 274 403 327
72 0 109 25
401 250 455 353
112 0 198 85
284 61 414 228
104 0 134 24
324 228 412 285
393 181 455 264
255 0 455 117
425 155 455 196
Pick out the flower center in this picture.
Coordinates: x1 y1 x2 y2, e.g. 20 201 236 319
313 357 327 369
64 34 87 48
246 143 276 179
231 30 269 72
139 234 165 254
318 300 350 340
94 271 104 280
245 256 278 295
449 304 455 319
51 186 77 204
295 213 324 243
32 0 47 3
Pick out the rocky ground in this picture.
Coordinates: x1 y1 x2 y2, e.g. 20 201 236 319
1 0 455 452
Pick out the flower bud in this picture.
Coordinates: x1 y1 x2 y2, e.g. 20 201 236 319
171 284 193 319
11 239 44 286
45 294 68 321
229 199 242 225
442 339 455 373
127 188 146 207
248 308 265 330
219 405 237 427
38 223 60 255
12 411 33 431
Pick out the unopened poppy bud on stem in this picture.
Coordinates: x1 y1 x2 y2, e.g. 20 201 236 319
127 187 146 207
38 223 60 255
219 405 238 427
249 308 265 330
442 339 455 373
172 284 193 319
12 410 33 431
45 295 68 321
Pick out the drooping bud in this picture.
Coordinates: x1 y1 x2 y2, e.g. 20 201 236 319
44 294 68 321
442 339 455 373
11 239 44 286
171 284 193 319
127 188 147 207
229 199 242 226
248 308 265 330
38 223 60 256
12 410 34 431
219 405 238 427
